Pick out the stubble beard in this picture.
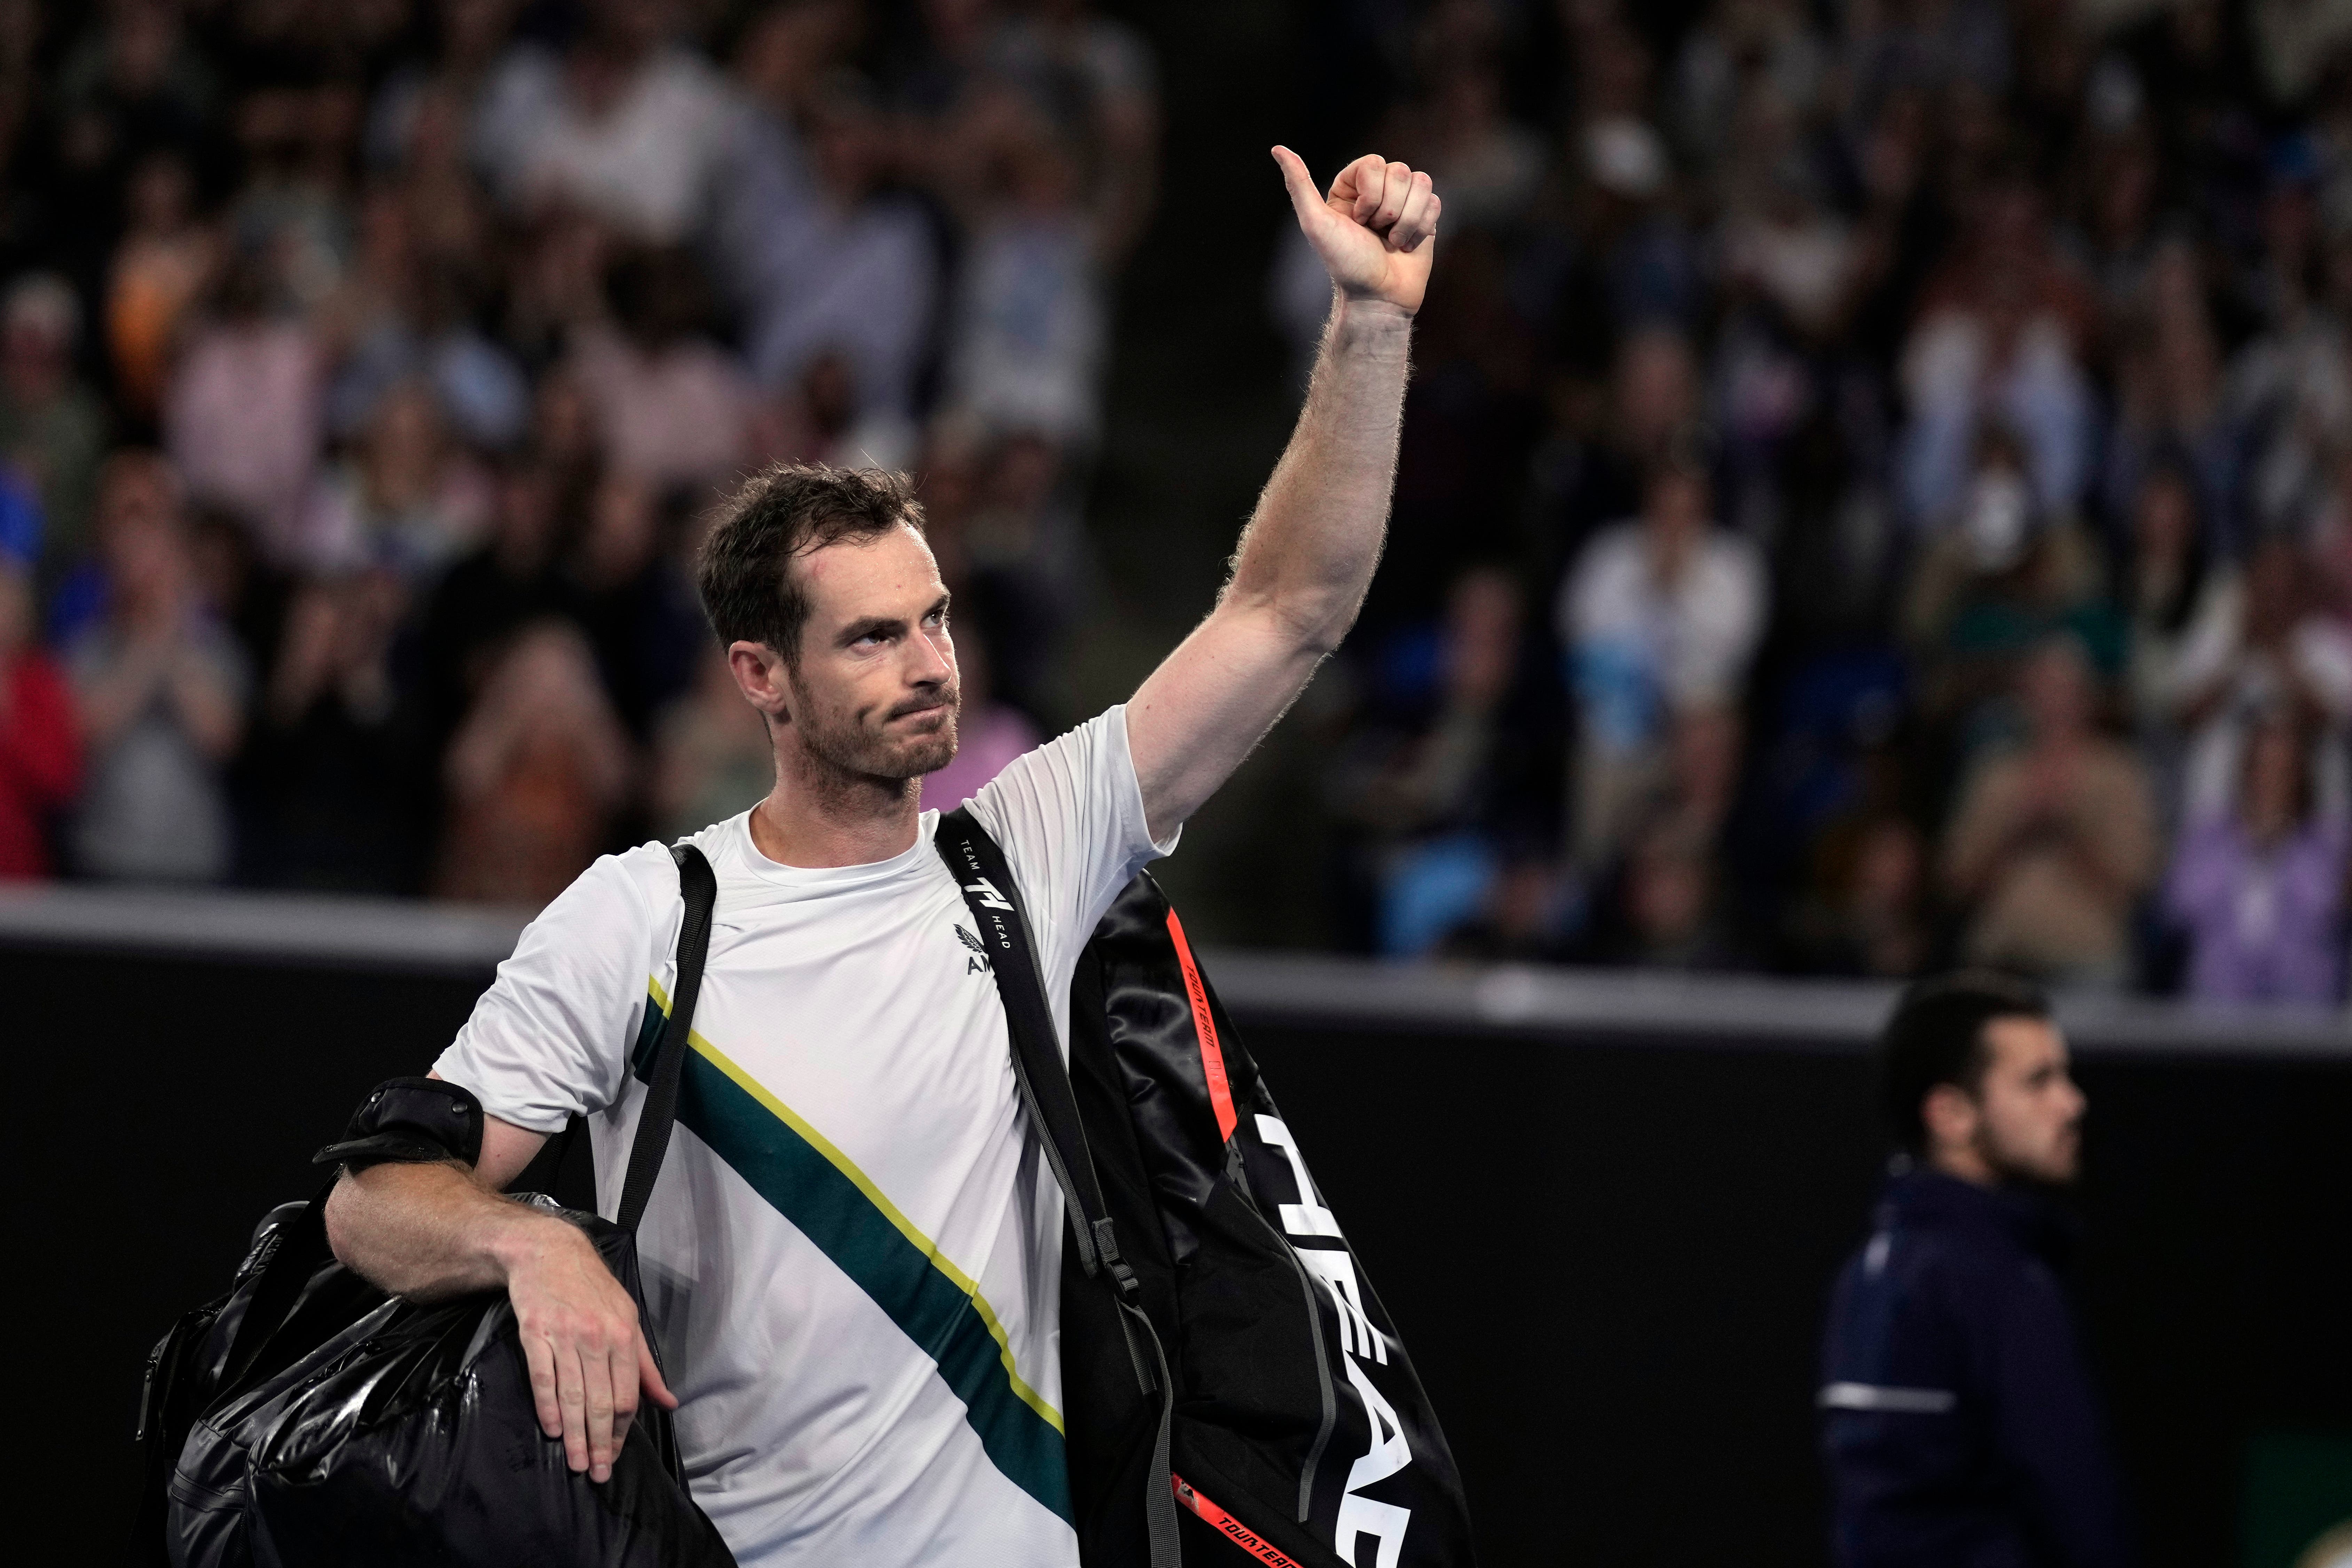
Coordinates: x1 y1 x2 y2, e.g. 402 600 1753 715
1977 1117 2079 1189
788 672 962 798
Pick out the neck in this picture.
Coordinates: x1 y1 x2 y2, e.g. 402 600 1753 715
1927 1143 1999 1188
747 740 923 868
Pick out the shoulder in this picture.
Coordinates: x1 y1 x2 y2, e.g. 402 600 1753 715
1890 1221 2031 1317
1581 522 1645 567
1702 528 1766 580
1563 526 1645 606
534 840 683 947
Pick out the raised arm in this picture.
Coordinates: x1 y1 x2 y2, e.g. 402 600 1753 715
1127 149 1439 842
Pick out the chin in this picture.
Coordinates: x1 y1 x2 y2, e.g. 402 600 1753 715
887 728 957 780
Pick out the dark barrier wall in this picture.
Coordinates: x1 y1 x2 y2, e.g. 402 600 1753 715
12 938 2347 1568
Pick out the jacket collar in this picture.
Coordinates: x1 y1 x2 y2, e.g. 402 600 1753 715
1877 1162 2079 1267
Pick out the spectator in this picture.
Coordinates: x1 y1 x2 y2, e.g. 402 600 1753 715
1898 174 2098 529
1904 424 2124 738
988 0 1162 266
46 0 222 274
1333 566 1558 955
433 617 632 907
303 379 496 578
938 103 1107 447
569 245 754 489
415 456 587 746
1558 458 1767 869
749 350 920 475
1527 324 1701 573
240 567 430 892
733 72 940 425
0 498 78 878
0 274 108 580
64 452 248 883
104 152 218 428
1583 814 1752 969
2163 708 2347 1004
568 467 700 739
164 248 326 559
365 0 528 175
2123 459 2222 734
323 188 529 451
2166 533 2352 821
1940 636 2159 987
2098 241 2243 553
1820 973 2131 1568
1791 815 1933 978
477 0 736 244
652 644 772 844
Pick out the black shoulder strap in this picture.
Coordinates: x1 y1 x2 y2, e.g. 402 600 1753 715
934 807 1124 1280
934 807 1180 1568
616 843 719 1235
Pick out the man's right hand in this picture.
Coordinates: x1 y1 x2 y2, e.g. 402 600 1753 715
323 1110 681 1488
497 1214 678 1483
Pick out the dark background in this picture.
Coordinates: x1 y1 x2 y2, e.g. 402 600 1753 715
16 938 2347 1567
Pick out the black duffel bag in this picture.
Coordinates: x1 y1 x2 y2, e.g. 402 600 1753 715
938 811 1477 1568
137 845 735 1568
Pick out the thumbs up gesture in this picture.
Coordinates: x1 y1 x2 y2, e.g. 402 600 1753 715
1272 147 1441 316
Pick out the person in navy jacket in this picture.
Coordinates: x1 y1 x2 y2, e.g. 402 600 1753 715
1819 971 2132 1568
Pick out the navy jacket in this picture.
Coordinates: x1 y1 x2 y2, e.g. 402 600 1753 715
1819 1167 2131 1568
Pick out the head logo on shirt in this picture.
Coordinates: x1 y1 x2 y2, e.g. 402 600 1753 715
954 923 991 975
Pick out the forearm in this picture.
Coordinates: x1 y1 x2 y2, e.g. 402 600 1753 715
324 1159 573 1302
77 658 166 747
1222 298 1413 654
172 666 244 759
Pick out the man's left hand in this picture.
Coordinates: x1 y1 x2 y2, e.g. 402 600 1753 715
1273 148 1441 316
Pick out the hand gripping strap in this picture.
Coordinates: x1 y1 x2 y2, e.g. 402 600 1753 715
933 809 1180 1568
616 844 719 1236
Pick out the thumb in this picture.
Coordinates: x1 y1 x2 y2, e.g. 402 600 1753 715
1271 145 1324 226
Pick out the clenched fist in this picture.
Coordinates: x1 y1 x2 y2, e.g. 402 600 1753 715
1273 148 1441 316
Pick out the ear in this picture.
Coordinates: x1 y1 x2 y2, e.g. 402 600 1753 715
1921 1082 1980 1157
727 640 794 726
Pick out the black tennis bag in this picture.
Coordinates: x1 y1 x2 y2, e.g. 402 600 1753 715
136 846 734 1568
939 810 1477 1568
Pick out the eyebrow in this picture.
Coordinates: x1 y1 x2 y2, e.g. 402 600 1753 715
836 596 950 646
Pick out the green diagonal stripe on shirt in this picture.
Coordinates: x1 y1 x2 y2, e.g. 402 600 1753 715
634 983 1071 1525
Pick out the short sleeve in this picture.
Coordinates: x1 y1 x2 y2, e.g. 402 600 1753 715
964 704 1176 994
433 849 669 1133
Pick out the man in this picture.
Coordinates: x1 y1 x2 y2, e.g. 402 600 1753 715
1939 636 2158 988
323 148 1440 1564
1819 972 2132 1568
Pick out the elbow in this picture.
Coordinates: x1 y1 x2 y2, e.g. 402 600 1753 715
320 1171 362 1269
1231 583 1360 661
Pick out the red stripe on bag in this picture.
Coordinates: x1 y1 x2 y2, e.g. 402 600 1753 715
1165 907 1237 1142
1173 1474 1302 1567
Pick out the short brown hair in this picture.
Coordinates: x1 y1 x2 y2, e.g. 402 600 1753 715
1875 970 2051 1156
695 463 926 662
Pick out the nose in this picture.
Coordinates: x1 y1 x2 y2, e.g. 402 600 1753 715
906 625 953 687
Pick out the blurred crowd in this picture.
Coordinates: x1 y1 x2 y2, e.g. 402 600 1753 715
0 0 1150 907
0 0 2345 1006
1309 0 2352 1003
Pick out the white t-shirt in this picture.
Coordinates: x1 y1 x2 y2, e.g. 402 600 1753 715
434 707 1173 1566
